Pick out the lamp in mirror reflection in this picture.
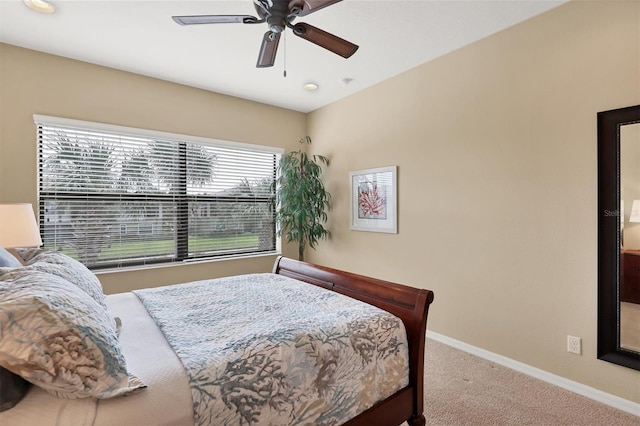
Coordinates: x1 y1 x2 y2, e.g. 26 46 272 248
629 200 640 223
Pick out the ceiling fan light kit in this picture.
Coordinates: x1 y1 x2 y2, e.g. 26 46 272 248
172 0 358 68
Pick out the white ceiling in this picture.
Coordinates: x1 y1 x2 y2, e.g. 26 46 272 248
0 0 565 113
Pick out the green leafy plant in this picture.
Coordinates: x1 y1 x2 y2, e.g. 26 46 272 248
275 136 331 261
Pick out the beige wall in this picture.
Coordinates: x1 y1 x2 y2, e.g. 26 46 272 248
307 1 640 403
0 43 305 290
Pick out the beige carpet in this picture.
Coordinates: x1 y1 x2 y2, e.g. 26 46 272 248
408 338 640 425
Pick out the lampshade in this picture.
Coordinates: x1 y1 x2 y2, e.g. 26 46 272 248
630 200 640 223
0 203 43 248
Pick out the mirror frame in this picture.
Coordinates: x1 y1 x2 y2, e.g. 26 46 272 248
597 104 640 370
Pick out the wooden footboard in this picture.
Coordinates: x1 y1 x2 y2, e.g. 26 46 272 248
273 256 435 426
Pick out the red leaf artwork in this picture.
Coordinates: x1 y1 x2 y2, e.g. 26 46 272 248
358 183 387 219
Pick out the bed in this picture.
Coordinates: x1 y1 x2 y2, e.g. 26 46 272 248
0 252 434 426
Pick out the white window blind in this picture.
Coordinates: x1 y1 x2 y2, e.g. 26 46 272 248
35 115 282 269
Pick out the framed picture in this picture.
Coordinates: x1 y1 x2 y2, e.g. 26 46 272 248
350 166 397 233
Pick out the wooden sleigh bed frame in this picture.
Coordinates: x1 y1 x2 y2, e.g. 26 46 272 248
0 254 434 426
273 256 435 426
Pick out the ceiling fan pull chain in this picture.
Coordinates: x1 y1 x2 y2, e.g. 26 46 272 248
283 30 287 78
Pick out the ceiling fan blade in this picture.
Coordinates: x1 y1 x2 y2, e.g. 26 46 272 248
256 31 281 68
292 23 358 58
172 15 258 25
288 0 343 17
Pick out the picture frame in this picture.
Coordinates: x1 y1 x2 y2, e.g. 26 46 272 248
350 166 397 233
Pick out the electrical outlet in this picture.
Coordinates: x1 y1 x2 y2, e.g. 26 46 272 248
567 335 582 355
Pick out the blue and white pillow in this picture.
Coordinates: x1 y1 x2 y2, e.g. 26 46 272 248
14 249 107 311
0 247 21 268
0 269 145 399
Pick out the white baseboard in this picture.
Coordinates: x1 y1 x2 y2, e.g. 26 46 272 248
426 331 640 417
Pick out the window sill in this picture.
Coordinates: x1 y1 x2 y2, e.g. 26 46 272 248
94 251 281 276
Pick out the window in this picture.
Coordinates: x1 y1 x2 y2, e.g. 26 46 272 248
35 115 282 269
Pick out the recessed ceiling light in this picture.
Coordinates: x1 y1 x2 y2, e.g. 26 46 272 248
23 0 56 14
303 83 319 91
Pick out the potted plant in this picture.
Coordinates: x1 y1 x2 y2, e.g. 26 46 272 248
275 136 331 261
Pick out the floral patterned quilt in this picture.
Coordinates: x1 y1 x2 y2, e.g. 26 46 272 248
133 273 409 426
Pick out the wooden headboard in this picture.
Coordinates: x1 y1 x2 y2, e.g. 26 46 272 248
273 256 435 426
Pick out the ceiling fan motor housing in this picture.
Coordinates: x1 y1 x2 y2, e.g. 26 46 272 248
255 0 292 33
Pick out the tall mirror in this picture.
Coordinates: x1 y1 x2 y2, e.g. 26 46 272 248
598 105 640 370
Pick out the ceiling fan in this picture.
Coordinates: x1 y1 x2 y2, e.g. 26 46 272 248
172 0 359 68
